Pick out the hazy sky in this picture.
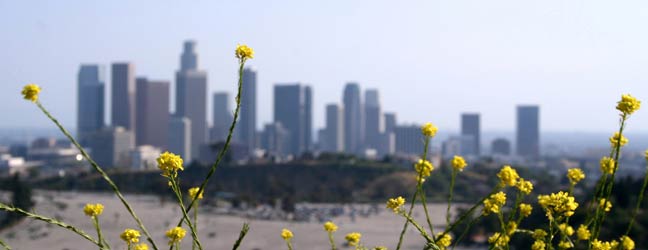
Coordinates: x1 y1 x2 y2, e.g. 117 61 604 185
2 0 648 134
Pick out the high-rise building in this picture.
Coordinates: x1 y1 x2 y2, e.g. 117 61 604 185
343 83 363 154
274 84 311 156
492 138 511 155
323 104 344 152
394 125 429 156
364 89 383 151
175 41 207 160
516 105 540 158
461 113 481 156
111 63 136 130
87 126 133 168
77 65 105 145
211 92 232 142
238 68 257 153
304 86 313 152
384 113 397 134
169 116 191 161
135 78 170 149
260 122 290 158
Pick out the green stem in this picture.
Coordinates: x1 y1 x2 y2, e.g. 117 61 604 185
92 216 110 250
169 178 203 250
231 223 250 250
395 184 420 250
0 239 11 250
446 169 457 227
192 203 198 250
285 240 293 250
328 232 336 250
624 162 648 236
452 214 479 250
400 212 436 246
34 102 159 250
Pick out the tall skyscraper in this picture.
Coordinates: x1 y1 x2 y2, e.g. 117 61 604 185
211 92 232 142
461 113 481 156
135 78 170 149
77 64 105 145
394 125 429 156
238 67 257 153
516 105 540 159
274 84 311 156
364 89 383 151
343 83 363 154
323 104 344 152
169 116 191 161
304 86 313 152
175 41 207 160
111 63 135 130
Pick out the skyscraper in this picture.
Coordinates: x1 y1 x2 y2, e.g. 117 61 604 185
516 105 540 159
135 78 170 149
461 113 481 156
364 89 383 151
343 83 363 154
304 86 313 152
211 92 231 142
169 116 191 161
111 63 135 130
238 67 257 153
323 104 344 152
175 41 207 160
77 64 105 145
260 122 290 158
384 113 397 134
274 83 311 156
394 125 429 156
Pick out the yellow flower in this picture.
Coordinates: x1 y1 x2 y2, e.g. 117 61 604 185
567 168 585 185
599 198 612 212
134 244 149 250
497 165 520 187
600 157 616 174
610 132 628 148
558 223 574 236
506 221 518 235
516 178 534 195
188 187 204 200
532 240 546 250
483 191 506 215
235 44 254 60
435 233 452 249
345 232 362 246
21 84 41 102
487 232 510 248
616 94 641 115
558 240 573 249
280 228 293 240
414 159 434 179
591 239 616 250
323 221 338 232
532 229 547 240
519 203 533 217
157 151 184 177
165 227 186 245
83 203 104 217
421 122 438 137
577 225 590 240
451 155 467 171
373 247 388 250
538 191 579 218
620 236 635 250
386 196 405 213
120 228 141 245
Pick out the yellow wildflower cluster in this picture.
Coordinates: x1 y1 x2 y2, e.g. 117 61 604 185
421 122 438 137
386 196 405 213
451 155 467 171
532 229 547 240
497 165 519 187
537 191 579 218
83 203 104 217
235 44 254 60
21 84 41 102
516 178 533 195
414 159 434 179
558 240 573 249
567 168 585 185
323 221 338 232
435 233 452 249
600 157 616 174
505 221 517 235
165 227 187 245
281 228 293 240
616 94 641 115
558 223 574 236
188 187 204 200
519 203 532 217
531 240 546 250
345 232 362 246
483 191 506 215
620 236 635 250
120 228 141 244
599 198 612 212
157 151 184 177
488 232 510 248
577 225 590 240
134 244 149 250
610 132 628 148
591 239 619 250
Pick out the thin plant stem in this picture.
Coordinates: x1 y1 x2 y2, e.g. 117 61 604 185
0 202 101 248
418 137 435 238
395 184 420 250
0 239 11 250
34 102 159 250
624 162 648 236
327 232 336 250
231 223 250 250
285 240 293 250
399 212 436 246
446 169 457 227
92 216 110 250
169 178 203 250
192 203 198 250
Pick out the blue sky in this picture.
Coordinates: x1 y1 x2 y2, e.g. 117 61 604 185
2 0 648 133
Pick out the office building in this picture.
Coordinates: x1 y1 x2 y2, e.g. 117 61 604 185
238 68 257 153
460 113 481 156
169 116 191 161
77 65 105 145
175 41 207 160
274 84 311 156
492 138 511 156
111 63 136 130
516 105 540 158
364 89 383 151
343 83 363 154
87 127 133 168
323 104 344 152
211 92 232 142
135 78 170 149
